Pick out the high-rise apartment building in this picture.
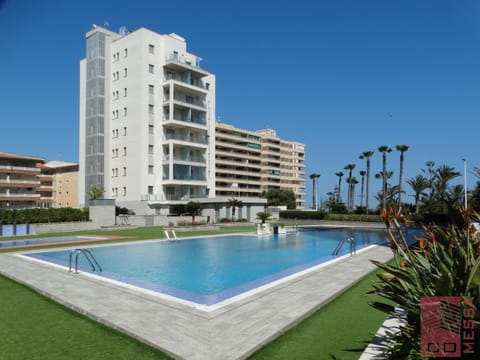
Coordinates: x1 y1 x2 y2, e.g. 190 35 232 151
215 123 305 208
79 25 216 213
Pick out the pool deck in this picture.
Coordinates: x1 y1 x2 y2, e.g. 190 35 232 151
0 243 393 360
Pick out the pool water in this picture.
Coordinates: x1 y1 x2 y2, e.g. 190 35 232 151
26 228 387 305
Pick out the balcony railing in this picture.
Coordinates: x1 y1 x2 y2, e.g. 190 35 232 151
164 134 208 145
164 73 207 90
163 155 206 163
164 95 206 109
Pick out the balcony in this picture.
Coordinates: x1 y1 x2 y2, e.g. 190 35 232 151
163 154 206 164
164 133 208 145
164 95 206 110
0 179 40 187
163 73 208 92
0 165 41 175
164 54 209 77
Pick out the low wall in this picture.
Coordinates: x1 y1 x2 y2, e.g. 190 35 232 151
32 221 100 235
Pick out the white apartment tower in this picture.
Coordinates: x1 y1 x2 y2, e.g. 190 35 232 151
79 25 216 213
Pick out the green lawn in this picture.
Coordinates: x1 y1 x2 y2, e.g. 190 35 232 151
0 225 389 359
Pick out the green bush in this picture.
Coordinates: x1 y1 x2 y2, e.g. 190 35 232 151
0 208 88 225
324 213 383 223
280 210 325 220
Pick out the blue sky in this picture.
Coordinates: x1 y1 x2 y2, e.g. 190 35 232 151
1 0 479 208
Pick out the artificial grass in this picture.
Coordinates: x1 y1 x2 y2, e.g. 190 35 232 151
249 267 389 360
0 274 170 360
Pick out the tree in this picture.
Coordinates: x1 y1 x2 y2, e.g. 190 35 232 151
406 175 428 216
359 151 374 214
226 198 243 219
359 170 366 209
309 173 320 210
185 201 202 222
256 212 272 224
335 172 344 202
377 146 392 211
434 165 460 213
88 187 104 201
262 188 297 209
395 145 409 211
344 164 356 212
375 171 394 210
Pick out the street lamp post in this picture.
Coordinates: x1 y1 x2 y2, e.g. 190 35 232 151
462 158 468 209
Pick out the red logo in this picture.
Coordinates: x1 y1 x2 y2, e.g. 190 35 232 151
421 296 477 358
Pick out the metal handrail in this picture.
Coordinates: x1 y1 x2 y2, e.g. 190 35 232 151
69 249 102 273
332 237 356 256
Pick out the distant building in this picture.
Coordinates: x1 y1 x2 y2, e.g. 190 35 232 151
0 152 51 209
215 123 306 208
41 161 79 208
78 25 216 214
0 152 79 209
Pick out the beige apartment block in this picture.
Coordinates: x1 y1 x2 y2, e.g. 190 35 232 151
216 123 305 208
41 161 79 208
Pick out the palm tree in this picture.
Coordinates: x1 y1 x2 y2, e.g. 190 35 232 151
348 177 359 210
226 198 244 220
359 151 374 214
375 171 394 209
309 173 320 210
88 186 104 201
395 145 409 211
185 201 202 222
359 170 366 209
335 172 344 202
434 165 460 213
407 175 428 216
344 164 356 211
378 146 392 211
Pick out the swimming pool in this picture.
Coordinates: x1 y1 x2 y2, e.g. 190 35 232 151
26 228 387 306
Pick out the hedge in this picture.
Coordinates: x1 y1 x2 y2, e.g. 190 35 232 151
0 208 89 225
280 210 326 220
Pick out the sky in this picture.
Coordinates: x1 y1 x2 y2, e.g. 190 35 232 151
1 0 479 208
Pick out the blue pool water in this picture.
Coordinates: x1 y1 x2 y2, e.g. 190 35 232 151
27 228 388 305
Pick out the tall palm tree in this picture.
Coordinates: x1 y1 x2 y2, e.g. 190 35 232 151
375 171 394 209
378 146 392 211
407 175 428 216
335 172 344 202
359 151 374 214
348 177 359 210
309 173 320 210
359 170 366 209
344 164 356 211
395 145 409 211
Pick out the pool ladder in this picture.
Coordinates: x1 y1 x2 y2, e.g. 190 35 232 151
332 237 356 256
69 249 102 273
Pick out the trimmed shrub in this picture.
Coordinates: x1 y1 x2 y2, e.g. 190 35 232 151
0 207 89 225
280 210 325 220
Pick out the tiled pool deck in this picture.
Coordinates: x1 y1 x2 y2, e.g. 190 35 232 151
0 242 393 359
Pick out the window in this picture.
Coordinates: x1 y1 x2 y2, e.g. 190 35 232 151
123 107 127 116
148 145 154 154
124 48 128 57
123 167 126 176
149 44 154 54
123 146 127 156
148 64 154 73
123 186 126 196
148 84 154 94
124 88 127 97
148 125 154 134
123 126 127 136
148 165 154 174
148 186 154 195
124 68 127 77
148 104 154 114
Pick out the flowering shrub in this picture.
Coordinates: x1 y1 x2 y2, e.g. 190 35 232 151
369 207 480 358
